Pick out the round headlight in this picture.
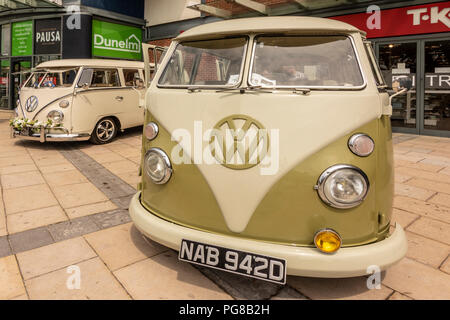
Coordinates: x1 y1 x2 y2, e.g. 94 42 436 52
144 122 159 141
316 165 369 209
144 148 172 184
47 110 64 124
59 100 70 108
348 134 374 157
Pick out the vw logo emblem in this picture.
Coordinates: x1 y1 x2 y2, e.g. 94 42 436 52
25 96 39 112
210 115 270 170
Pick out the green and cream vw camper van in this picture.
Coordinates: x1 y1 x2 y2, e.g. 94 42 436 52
130 17 408 282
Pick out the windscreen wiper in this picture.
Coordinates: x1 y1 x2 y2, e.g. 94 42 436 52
292 88 311 95
216 85 264 93
187 86 202 93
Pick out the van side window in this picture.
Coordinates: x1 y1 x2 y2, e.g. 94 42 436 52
159 37 247 87
90 69 121 88
77 68 93 87
364 41 386 88
123 69 140 87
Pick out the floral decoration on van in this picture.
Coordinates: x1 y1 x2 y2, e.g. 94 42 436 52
9 117 62 132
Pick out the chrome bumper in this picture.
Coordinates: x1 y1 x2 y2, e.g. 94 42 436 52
11 127 90 143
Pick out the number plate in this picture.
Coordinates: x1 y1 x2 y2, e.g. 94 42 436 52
179 239 286 285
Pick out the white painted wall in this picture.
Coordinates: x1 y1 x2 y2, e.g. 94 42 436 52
145 0 201 26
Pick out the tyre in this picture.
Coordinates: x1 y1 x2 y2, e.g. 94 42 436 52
90 117 118 145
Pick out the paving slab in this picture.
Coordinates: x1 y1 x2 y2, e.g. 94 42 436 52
390 208 419 228
405 178 450 195
111 194 135 210
84 223 166 271
0 236 11 258
25 257 130 300
90 209 132 230
407 217 450 246
3 184 58 215
405 231 450 268
17 237 96 280
65 201 118 220
47 216 100 242
8 227 54 254
51 182 108 209
7 206 67 234
0 255 27 300
393 196 450 224
43 170 88 187
287 276 393 300
114 250 231 300
1 171 45 189
382 258 450 300
394 183 435 201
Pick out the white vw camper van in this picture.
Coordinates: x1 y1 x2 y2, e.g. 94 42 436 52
11 59 146 144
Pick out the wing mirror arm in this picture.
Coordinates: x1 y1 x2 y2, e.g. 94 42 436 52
385 76 412 116
389 88 408 103
73 83 89 97
131 78 146 108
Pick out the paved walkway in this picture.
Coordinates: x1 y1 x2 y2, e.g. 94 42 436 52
0 120 449 300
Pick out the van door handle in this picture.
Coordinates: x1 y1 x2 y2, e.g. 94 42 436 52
115 96 124 102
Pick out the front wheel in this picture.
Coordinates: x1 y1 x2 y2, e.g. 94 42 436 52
90 117 118 145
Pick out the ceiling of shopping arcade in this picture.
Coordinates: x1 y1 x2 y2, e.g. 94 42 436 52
186 0 394 19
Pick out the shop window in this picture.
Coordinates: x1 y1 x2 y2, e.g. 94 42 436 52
90 69 121 88
424 40 450 131
1 25 10 57
379 42 417 129
123 69 140 87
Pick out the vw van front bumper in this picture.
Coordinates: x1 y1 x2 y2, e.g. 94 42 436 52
11 127 90 143
130 192 408 278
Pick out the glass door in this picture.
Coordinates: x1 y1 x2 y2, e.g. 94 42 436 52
10 58 32 109
378 41 419 134
0 59 10 109
422 39 450 134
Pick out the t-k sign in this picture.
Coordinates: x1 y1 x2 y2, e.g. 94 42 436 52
408 6 450 28
331 2 450 38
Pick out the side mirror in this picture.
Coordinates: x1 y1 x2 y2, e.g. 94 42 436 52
389 76 412 109
81 83 89 90
392 76 412 93
134 78 145 89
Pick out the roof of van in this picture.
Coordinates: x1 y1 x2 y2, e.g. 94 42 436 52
176 16 363 41
36 59 144 69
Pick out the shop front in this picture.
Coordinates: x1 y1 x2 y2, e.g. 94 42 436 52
332 1 450 137
0 14 143 110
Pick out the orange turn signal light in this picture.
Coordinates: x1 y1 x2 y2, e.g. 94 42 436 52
314 229 342 254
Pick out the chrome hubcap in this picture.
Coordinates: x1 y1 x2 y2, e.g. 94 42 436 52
96 120 115 142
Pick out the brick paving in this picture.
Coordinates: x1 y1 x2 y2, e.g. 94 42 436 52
0 119 449 300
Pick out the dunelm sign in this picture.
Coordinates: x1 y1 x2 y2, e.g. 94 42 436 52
92 20 142 60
